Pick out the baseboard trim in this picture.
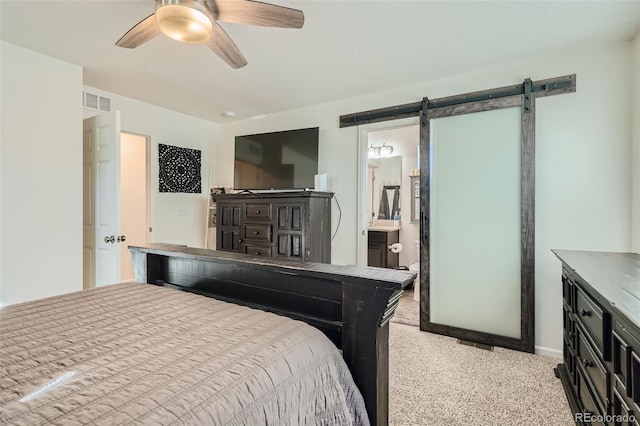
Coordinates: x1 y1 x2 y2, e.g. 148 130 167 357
535 345 562 359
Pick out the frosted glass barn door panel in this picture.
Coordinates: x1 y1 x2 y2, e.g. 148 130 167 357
430 107 521 339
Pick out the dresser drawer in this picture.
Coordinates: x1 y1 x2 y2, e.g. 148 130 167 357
576 286 611 361
245 203 272 221
613 381 635 426
563 273 575 309
632 351 640 415
244 224 272 242
243 244 272 257
564 305 576 350
564 342 576 386
578 325 610 414
578 364 606 425
614 330 632 397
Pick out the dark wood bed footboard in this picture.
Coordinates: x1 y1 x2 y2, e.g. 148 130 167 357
129 244 415 426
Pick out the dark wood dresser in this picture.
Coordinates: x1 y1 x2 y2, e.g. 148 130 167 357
212 191 332 263
553 250 640 425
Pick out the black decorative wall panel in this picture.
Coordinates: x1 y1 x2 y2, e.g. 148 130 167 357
158 144 201 193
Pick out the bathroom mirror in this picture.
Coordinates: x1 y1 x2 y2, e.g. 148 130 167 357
368 155 402 221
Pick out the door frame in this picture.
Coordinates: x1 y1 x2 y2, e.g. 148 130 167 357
341 74 576 353
119 131 152 281
356 118 419 266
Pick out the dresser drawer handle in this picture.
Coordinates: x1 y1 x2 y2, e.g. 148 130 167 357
256 210 261 214
582 359 593 368
256 251 261 255
580 309 592 317
253 231 260 235
568 331 575 338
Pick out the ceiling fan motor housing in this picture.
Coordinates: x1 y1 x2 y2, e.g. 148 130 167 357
155 0 214 44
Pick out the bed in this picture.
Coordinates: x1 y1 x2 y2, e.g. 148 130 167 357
0 244 415 426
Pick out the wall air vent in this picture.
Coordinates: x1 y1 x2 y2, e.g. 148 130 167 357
99 96 111 112
83 92 111 112
84 92 98 109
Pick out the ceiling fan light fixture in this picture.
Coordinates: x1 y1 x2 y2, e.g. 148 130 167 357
156 0 213 44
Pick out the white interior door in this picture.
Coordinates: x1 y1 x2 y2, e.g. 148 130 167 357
95 110 121 286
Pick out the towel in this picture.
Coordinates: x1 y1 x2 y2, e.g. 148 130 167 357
391 188 400 218
378 189 390 219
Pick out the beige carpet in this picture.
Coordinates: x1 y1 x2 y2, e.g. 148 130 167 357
389 323 573 425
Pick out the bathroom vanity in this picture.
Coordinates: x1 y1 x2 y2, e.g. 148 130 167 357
368 225 400 269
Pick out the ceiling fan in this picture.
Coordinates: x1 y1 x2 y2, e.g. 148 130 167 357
115 0 304 69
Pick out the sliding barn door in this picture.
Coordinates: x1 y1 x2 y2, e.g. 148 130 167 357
421 93 535 353
431 107 522 338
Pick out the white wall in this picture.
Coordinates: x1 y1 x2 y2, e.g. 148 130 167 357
1 41 83 305
632 33 640 253
216 41 633 355
84 85 219 249
0 42 218 305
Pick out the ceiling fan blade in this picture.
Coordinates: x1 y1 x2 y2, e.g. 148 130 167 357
213 0 304 28
206 21 248 69
115 14 161 48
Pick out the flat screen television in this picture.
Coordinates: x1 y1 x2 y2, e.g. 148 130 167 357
234 127 319 190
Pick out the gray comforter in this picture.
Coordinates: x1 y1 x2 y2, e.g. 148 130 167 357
0 282 369 425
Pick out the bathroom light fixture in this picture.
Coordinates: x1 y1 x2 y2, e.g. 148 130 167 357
155 0 213 44
379 143 394 157
368 142 394 158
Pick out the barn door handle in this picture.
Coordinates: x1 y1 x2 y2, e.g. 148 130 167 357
421 213 428 244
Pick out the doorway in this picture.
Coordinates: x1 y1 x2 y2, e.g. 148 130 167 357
82 117 150 289
119 132 150 282
356 118 419 268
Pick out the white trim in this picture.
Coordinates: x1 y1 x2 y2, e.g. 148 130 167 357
118 278 137 284
355 117 420 267
356 128 368 266
535 345 562 359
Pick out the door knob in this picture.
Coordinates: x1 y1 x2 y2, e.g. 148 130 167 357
104 235 115 244
117 235 126 242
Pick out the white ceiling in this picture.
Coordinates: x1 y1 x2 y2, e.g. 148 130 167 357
1 0 639 123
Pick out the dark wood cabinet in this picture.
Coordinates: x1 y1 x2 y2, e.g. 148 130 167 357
553 250 640 425
368 229 399 268
213 191 332 263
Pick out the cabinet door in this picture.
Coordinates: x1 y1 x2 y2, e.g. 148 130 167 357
368 245 384 267
218 204 242 252
274 203 305 260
